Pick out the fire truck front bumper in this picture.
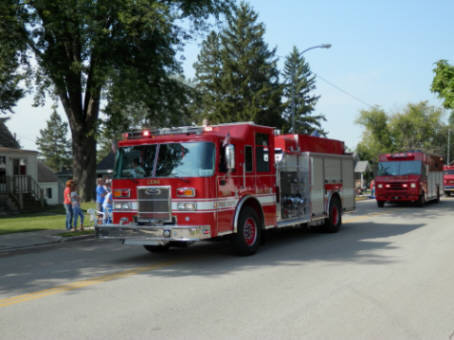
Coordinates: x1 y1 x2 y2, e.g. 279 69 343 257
445 186 454 192
95 224 212 246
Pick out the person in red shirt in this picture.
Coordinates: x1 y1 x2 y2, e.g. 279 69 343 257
64 179 73 231
370 179 375 198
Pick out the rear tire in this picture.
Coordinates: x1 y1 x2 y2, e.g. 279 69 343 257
144 244 170 253
232 207 261 256
377 200 385 208
324 197 341 233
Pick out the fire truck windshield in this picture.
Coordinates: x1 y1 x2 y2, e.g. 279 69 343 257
377 160 422 176
114 142 215 179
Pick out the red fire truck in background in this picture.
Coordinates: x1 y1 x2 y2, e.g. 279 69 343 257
375 151 443 207
444 164 454 196
95 122 355 255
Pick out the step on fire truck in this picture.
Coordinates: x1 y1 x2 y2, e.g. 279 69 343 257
95 122 355 255
444 163 454 196
375 151 443 207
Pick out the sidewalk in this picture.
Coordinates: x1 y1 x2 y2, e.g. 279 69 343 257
0 229 95 254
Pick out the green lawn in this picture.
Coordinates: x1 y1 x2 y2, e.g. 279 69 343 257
0 202 96 235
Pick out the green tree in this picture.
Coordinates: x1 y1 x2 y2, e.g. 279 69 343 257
194 2 283 127
36 110 72 171
193 31 223 121
432 60 454 122
356 102 450 169
0 0 232 200
388 102 445 155
282 46 325 135
355 106 393 164
0 47 24 113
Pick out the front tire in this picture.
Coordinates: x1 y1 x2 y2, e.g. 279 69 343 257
324 197 342 233
232 207 261 256
418 192 425 207
377 200 385 208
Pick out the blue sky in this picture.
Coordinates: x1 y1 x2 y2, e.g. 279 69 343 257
6 0 454 151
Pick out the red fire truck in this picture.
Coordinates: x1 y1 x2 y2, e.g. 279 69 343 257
375 151 443 207
444 164 454 196
95 122 355 255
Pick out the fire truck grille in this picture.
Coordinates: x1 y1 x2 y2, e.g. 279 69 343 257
388 183 405 190
137 186 171 222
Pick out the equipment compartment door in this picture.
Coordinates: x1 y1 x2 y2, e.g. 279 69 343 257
342 158 355 211
311 156 324 216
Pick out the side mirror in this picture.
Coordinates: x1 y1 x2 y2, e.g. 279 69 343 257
225 144 235 170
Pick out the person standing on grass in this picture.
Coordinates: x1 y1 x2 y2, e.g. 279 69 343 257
71 182 84 231
96 177 106 214
63 179 73 230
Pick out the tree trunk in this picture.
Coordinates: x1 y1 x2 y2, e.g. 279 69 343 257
72 130 97 202
58 87 100 203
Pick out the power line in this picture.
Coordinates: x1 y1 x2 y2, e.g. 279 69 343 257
314 73 374 108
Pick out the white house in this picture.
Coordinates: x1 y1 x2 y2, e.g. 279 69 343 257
37 161 61 205
0 146 44 211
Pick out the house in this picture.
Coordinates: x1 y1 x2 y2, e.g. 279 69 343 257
38 161 61 205
97 152 115 177
0 146 44 212
0 118 61 212
354 160 370 191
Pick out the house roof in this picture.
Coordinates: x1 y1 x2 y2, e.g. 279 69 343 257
354 161 369 173
0 118 20 148
97 152 115 172
0 146 38 154
38 161 58 182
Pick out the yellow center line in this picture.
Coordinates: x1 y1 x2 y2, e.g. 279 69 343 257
0 261 177 308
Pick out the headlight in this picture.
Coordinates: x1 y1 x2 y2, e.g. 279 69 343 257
410 183 416 188
377 184 383 189
113 201 137 211
177 202 197 211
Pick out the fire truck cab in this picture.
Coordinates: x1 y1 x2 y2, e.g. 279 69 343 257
444 164 454 196
375 151 443 207
96 122 355 255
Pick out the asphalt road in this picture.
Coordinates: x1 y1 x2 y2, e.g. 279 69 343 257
1 197 454 339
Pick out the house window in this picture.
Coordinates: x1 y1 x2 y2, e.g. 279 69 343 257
0 156 5 165
46 188 52 199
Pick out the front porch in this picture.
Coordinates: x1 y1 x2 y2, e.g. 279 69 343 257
0 174 44 214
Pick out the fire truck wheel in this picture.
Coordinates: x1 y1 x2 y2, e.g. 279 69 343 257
233 207 261 256
377 200 385 208
324 197 341 233
143 244 170 253
435 189 440 203
418 192 425 207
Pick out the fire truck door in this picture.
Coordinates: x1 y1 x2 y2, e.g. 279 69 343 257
311 156 324 216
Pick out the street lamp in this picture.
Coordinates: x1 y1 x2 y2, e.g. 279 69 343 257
291 43 332 132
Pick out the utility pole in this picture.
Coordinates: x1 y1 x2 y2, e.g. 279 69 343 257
448 128 451 164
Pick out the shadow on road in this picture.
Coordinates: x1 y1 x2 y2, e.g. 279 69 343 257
0 206 433 295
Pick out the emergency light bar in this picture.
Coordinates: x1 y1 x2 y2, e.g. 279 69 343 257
123 126 205 139
387 152 415 160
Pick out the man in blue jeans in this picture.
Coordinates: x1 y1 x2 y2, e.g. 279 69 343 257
96 178 107 214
